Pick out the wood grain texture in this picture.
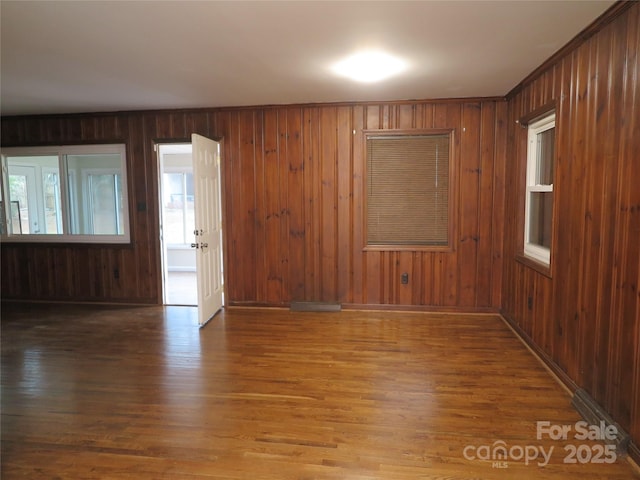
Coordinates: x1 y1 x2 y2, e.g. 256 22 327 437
1 303 638 479
502 0 640 464
1 98 506 310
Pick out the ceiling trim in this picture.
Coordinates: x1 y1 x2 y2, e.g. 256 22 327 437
0 96 508 121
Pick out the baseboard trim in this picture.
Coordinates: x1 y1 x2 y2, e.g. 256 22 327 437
501 312 638 462
0 298 157 307
500 312 578 395
227 301 500 314
571 388 631 454
342 303 500 314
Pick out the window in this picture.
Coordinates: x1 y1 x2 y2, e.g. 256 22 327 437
524 113 555 265
0 144 129 243
365 131 451 249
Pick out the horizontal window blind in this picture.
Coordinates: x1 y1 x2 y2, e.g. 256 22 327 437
367 134 449 246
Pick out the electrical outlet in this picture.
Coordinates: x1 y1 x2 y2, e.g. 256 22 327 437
401 273 409 284
114 268 120 279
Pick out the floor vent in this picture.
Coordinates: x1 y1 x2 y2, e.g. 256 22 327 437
571 388 630 454
289 302 342 312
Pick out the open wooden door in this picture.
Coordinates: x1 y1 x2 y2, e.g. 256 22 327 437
192 134 223 327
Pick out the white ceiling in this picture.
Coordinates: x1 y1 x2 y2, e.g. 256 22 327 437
1 0 615 116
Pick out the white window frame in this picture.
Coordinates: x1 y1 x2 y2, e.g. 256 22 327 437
524 113 555 265
0 144 130 244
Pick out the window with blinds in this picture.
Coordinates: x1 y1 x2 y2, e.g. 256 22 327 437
366 132 450 248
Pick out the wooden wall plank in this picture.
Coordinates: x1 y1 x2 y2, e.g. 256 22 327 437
458 103 481 307
253 110 267 303
421 253 434 305
351 106 365 305
262 108 282 304
238 110 259 303
303 107 321 301
490 101 507 308
397 252 413 305
278 110 291 305
137 113 156 302
336 106 352 304
185 111 209 138
319 107 338 302
286 108 305 302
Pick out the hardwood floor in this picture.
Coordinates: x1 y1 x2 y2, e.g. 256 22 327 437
1 304 637 479
165 271 197 305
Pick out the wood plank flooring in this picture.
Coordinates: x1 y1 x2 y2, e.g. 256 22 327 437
1 304 637 479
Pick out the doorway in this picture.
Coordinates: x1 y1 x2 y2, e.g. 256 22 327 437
158 143 197 305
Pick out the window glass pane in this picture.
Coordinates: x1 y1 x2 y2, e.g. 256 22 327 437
528 191 553 248
6 156 60 235
536 127 555 185
66 153 124 235
9 200 22 233
89 174 119 234
8 171 31 234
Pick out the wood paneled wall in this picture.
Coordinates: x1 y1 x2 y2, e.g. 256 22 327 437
221 102 506 308
502 2 640 458
1 99 506 310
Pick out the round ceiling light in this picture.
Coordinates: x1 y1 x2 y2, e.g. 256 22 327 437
331 51 407 83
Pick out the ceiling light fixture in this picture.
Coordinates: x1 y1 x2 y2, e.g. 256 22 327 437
331 51 407 83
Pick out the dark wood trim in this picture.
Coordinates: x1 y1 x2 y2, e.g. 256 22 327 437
501 312 579 393
515 253 552 278
227 301 290 308
518 100 557 127
0 97 507 122
507 1 634 99
362 244 451 252
227 301 500 314
218 136 230 312
151 141 164 305
0 298 156 307
341 303 499 314
153 137 191 146
572 388 631 454
362 128 454 136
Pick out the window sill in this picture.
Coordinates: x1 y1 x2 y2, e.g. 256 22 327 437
0 235 132 246
516 253 552 278
364 244 453 253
